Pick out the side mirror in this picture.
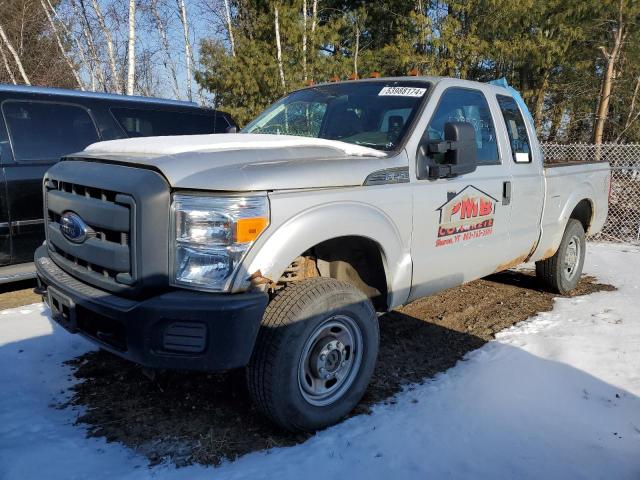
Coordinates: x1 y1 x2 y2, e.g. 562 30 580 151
225 125 238 133
416 122 478 180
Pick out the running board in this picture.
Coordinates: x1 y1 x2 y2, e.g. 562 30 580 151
0 262 36 284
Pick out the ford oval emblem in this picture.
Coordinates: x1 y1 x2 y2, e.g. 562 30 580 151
60 212 89 243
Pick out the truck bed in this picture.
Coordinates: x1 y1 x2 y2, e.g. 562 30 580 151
529 161 610 263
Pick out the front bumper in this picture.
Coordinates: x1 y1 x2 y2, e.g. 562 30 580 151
35 245 268 371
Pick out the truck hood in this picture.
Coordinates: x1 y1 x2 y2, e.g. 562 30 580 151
74 133 405 191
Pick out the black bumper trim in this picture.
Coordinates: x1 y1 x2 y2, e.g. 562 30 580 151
35 245 268 371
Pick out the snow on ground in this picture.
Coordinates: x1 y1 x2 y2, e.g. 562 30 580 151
0 243 639 480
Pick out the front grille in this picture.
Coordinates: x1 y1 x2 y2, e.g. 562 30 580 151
45 177 136 289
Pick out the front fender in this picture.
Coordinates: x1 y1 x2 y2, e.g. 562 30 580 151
233 199 413 309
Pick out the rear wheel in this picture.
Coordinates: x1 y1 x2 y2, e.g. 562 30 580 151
535 218 586 294
246 278 379 432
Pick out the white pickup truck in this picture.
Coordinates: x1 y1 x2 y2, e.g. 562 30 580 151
35 77 610 431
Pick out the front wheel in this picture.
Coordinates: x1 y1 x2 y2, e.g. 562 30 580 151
535 218 586 294
246 278 379 432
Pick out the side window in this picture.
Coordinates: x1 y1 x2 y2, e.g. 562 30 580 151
426 88 499 165
2 101 99 162
497 95 531 163
110 107 215 137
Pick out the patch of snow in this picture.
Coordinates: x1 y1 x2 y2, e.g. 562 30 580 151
0 243 639 479
84 133 388 158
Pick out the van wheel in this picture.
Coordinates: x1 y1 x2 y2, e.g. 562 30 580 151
535 219 586 294
246 278 379 432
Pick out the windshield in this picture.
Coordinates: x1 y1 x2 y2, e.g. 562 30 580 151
242 81 429 151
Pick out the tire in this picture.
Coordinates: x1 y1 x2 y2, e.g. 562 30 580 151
535 218 586 294
246 278 379 432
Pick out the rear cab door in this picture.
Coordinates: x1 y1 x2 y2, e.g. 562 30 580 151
406 80 515 301
1 96 100 264
493 93 545 264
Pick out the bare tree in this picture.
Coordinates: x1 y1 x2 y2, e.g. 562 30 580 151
126 0 136 95
616 75 640 142
0 42 16 84
151 0 180 99
91 0 121 92
47 0 96 90
223 0 235 57
594 0 628 144
311 0 318 35
177 0 193 101
274 4 285 91
0 20 30 84
73 0 106 90
310 0 317 80
302 0 307 81
353 21 359 77
39 0 85 90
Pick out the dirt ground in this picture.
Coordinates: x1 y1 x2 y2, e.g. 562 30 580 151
0 279 40 310
47 270 614 467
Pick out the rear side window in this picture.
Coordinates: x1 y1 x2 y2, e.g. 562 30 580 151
425 88 499 165
2 101 99 162
497 95 531 163
110 107 219 137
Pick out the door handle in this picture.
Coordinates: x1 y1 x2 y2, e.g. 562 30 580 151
502 181 511 206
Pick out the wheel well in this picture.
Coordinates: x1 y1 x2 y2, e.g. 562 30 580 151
278 236 389 312
570 199 593 234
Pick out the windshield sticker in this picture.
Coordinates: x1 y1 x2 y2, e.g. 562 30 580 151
435 185 498 247
378 86 427 97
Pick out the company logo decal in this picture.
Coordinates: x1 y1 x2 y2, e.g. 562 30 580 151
435 185 498 247
60 211 89 243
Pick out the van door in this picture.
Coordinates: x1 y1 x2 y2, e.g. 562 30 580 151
494 95 544 261
408 85 513 301
1 100 99 264
0 116 11 266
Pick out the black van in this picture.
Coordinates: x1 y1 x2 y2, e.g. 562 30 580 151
0 84 236 282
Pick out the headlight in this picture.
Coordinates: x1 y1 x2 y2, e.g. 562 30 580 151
171 194 269 290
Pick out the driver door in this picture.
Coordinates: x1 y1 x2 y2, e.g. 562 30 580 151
408 85 513 302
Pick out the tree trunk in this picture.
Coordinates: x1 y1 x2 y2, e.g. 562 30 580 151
151 0 180 99
353 22 359 77
310 0 317 80
0 21 30 85
223 0 235 57
91 0 121 92
0 43 16 84
274 5 286 92
533 70 549 132
40 0 85 90
593 0 627 144
177 0 193 101
302 0 307 81
627 75 640 128
547 104 564 142
126 0 136 95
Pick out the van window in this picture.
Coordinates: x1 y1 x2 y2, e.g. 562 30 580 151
2 101 99 162
110 107 219 137
425 88 499 165
497 94 531 163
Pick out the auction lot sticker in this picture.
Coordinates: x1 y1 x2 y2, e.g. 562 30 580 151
379 86 427 97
